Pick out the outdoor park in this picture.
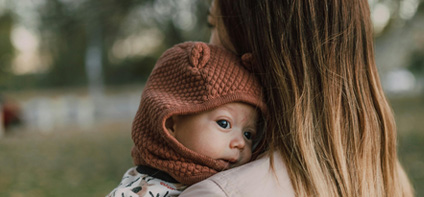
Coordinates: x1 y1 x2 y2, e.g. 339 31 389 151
1 0 423 196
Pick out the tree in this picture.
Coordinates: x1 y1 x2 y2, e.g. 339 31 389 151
3 0 212 89
0 13 14 89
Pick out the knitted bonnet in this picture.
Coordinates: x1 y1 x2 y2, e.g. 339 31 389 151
131 41 266 185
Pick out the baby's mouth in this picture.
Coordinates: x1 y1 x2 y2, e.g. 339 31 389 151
218 158 238 169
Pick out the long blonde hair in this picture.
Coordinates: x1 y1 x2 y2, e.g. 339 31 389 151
218 0 414 196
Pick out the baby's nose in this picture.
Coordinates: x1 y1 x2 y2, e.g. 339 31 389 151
230 133 246 150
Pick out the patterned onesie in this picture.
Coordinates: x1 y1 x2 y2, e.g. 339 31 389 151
107 166 186 197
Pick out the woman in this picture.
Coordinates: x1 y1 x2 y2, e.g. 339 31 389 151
181 0 414 196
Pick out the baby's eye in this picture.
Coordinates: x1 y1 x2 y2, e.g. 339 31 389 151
243 131 253 140
216 120 230 129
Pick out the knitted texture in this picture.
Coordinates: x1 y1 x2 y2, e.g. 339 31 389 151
131 42 266 185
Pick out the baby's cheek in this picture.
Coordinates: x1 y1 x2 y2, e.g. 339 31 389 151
197 143 222 160
242 150 253 164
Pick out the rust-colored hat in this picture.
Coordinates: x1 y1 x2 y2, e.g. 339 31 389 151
131 41 266 185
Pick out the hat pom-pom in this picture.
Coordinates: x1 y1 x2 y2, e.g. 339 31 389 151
189 42 210 68
241 53 255 72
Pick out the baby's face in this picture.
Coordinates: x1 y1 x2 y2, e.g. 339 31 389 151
169 102 258 169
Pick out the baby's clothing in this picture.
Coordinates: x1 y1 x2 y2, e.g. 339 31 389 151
107 166 186 197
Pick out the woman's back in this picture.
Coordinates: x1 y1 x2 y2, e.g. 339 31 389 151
181 152 294 197
204 0 414 196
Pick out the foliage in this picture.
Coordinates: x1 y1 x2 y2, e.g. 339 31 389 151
0 0 210 90
408 50 424 77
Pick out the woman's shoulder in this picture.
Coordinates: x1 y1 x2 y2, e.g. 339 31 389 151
180 151 295 197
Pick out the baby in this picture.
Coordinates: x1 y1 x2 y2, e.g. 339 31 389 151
107 42 266 197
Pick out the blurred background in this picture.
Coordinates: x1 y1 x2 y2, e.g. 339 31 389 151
0 0 423 196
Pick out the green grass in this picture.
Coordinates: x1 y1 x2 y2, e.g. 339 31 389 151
0 96 422 196
398 132 424 196
390 96 424 196
0 123 134 197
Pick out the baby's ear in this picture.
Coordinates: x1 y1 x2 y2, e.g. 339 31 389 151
241 53 255 72
165 116 177 136
189 42 210 68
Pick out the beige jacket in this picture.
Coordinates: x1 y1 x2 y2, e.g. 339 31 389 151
179 151 295 197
